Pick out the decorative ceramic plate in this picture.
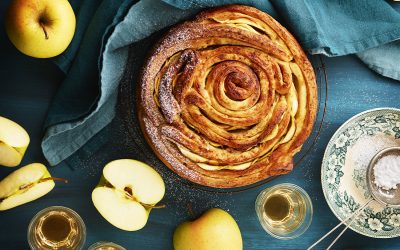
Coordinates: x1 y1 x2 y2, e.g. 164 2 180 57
322 108 400 238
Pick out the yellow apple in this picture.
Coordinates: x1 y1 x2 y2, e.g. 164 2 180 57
0 116 30 167
92 159 165 231
5 0 76 58
173 208 243 250
0 163 55 211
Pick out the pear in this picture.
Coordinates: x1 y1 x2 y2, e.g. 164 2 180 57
0 163 60 210
173 208 243 250
92 159 165 231
0 116 30 167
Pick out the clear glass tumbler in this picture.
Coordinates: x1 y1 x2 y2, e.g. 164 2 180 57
88 241 127 250
27 206 86 250
255 183 313 240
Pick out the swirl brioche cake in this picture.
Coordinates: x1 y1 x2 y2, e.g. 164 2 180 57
138 5 317 188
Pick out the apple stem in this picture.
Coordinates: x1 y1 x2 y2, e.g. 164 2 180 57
40 177 69 184
187 202 195 218
18 177 68 191
142 204 166 209
40 23 49 40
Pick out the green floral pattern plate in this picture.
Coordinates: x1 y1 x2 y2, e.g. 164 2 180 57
322 108 400 238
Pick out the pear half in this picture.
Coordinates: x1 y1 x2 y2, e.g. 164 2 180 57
0 163 55 211
92 159 165 231
0 116 30 167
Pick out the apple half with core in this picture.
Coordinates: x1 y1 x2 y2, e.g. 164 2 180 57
0 163 67 211
0 116 30 167
173 208 243 250
5 0 76 58
92 159 165 231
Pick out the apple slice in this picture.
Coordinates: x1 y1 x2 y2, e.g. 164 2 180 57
0 163 57 211
92 185 149 231
92 159 165 231
0 116 30 167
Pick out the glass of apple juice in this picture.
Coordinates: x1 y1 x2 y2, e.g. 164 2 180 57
28 206 86 250
255 183 313 240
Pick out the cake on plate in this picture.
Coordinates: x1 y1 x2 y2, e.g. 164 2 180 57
138 5 318 188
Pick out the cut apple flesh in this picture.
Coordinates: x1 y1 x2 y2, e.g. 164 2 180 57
0 163 55 211
0 163 47 198
0 116 30 147
103 159 165 205
0 116 30 167
0 142 23 167
92 187 148 231
0 181 54 211
92 159 166 231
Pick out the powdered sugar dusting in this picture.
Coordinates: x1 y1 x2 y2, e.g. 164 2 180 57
138 5 318 187
374 154 400 190
350 135 399 171
158 70 181 124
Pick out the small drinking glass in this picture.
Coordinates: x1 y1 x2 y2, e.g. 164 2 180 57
28 206 86 250
88 241 126 250
255 183 313 240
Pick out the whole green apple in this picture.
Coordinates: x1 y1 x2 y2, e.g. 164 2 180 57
5 0 76 58
173 208 243 250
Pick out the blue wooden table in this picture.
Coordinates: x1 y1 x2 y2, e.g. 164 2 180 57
1 1 400 249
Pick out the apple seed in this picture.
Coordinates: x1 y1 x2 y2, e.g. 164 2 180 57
123 186 166 209
101 181 166 209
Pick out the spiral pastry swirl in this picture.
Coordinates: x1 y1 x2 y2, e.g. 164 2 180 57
139 5 317 188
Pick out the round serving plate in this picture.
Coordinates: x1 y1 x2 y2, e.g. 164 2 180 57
322 108 400 238
119 39 328 193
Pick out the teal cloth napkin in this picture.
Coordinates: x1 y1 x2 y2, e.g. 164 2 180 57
357 40 400 81
42 0 400 166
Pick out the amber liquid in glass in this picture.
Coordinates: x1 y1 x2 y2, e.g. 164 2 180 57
261 189 306 233
32 210 81 249
41 214 71 242
264 194 291 221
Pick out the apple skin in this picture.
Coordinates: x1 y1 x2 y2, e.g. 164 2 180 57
92 159 165 231
0 116 30 167
0 163 55 211
5 0 76 58
173 208 243 250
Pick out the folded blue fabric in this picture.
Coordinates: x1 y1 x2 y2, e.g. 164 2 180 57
357 3 400 81
42 0 275 165
271 0 400 56
42 0 135 165
357 40 400 81
42 0 400 166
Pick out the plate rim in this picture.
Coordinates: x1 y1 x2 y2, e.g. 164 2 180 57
321 107 400 238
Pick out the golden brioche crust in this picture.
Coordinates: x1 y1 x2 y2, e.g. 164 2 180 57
138 5 318 188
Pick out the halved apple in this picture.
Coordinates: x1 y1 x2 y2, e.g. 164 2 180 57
0 163 55 211
0 116 30 167
92 159 165 231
